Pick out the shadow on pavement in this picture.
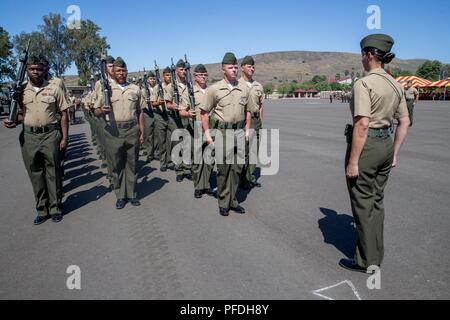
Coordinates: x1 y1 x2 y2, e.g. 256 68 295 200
137 176 169 200
68 133 87 143
66 147 92 159
138 164 157 179
318 207 357 259
64 157 96 171
64 171 106 194
66 142 91 151
65 151 92 162
63 185 110 216
64 165 100 181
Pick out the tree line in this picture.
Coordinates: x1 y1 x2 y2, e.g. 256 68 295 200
263 61 450 97
1 14 449 88
1 13 109 86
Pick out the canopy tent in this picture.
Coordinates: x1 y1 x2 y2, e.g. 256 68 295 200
419 79 450 101
395 76 432 88
425 79 450 88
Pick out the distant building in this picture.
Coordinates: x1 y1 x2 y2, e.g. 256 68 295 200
66 86 88 98
294 89 319 98
328 76 356 85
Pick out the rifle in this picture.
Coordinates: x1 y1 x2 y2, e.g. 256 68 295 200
7 39 30 124
87 74 96 116
184 54 196 113
170 58 181 120
100 54 114 122
154 61 168 116
142 68 154 117
89 75 95 93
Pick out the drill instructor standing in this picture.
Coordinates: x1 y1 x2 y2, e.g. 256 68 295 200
341 34 410 273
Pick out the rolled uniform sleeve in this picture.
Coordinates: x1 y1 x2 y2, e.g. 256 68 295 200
56 87 69 112
246 89 259 114
93 81 102 104
352 80 371 118
201 87 215 113
93 88 104 109
141 88 149 109
394 93 409 120
138 90 145 111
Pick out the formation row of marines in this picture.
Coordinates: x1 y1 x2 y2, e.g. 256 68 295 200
4 51 265 222
3 33 413 276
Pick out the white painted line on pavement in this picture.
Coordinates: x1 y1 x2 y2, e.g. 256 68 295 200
312 280 362 300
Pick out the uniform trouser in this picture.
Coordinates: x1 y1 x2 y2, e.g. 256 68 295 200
179 119 194 177
155 112 176 167
85 111 97 145
216 128 245 209
143 109 157 157
69 107 75 124
244 116 262 184
154 113 169 166
96 118 115 187
103 124 139 200
407 100 414 126
93 117 107 163
346 136 394 268
192 122 213 191
168 114 187 176
20 129 63 217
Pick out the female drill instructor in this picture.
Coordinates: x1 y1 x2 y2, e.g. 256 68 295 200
340 34 410 273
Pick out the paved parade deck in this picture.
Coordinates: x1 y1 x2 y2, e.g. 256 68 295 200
0 99 449 300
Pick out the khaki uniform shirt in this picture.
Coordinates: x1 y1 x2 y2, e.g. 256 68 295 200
69 96 76 108
165 81 190 110
151 83 169 113
94 81 145 122
48 76 67 91
404 87 419 101
238 78 264 114
350 68 409 128
179 83 207 122
20 80 69 127
140 85 156 110
202 79 258 123
93 78 117 105
83 91 94 109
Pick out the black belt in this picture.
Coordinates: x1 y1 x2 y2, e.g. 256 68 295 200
115 121 137 129
217 120 246 130
143 107 155 117
368 127 393 138
24 124 59 134
154 108 167 116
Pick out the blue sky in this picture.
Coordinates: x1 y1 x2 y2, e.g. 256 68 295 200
1 0 449 75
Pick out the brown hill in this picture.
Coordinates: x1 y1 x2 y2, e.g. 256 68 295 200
64 51 426 86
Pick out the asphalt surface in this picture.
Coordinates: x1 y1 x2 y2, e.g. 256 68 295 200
0 99 449 300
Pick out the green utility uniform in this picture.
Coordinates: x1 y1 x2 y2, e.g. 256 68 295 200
94 77 145 200
165 74 191 178
202 54 258 209
404 86 419 127
19 79 69 217
238 76 264 186
347 66 409 268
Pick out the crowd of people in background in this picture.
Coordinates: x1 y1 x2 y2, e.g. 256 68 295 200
419 91 449 101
